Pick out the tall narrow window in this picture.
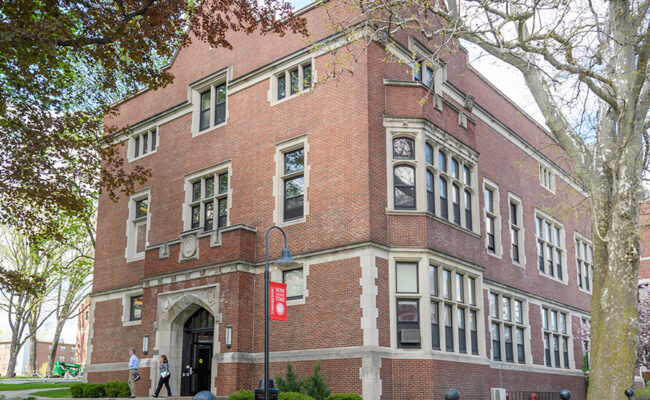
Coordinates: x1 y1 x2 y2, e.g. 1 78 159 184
516 328 525 363
426 170 435 214
215 83 226 125
200 90 211 131
290 67 299 95
283 148 305 221
439 151 447 173
440 178 448 220
464 189 473 230
491 322 501 361
485 187 496 252
127 191 149 261
457 308 466 354
509 198 523 264
431 301 440 350
425 143 434 165
394 166 416 209
397 299 420 348
452 184 461 225
576 236 593 292
278 75 286 99
470 310 478 355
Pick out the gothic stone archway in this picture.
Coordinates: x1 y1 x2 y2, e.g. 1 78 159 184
153 284 221 396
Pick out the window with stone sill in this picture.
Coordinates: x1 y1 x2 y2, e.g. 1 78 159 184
130 128 157 161
484 180 501 256
126 190 150 261
542 307 571 368
188 171 228 232
536 213 566 282
429 265 480 355
575 235 594 292
509 195 524 265
276 62 313 101
283 268 304 300
489 292 527 363
199 83 227 132
130 295 143 321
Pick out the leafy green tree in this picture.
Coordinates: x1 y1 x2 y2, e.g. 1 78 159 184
276 362 304 393
0 0 307 250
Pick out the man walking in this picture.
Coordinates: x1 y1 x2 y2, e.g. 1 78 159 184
128 348 139 398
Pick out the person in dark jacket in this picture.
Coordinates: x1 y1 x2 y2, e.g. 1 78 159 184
153 355 171 397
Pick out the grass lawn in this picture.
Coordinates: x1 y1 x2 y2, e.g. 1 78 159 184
0 383 72 391
30 388 72 398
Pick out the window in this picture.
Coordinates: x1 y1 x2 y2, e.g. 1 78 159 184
413 60 434 88
283 148 305 220
576 235 594 292
396 263 421 348
70 357 75 363
484 181 500 255
60 356 65 362
430 265 480 355
386 122 478 232
198 83 226 132
276 62 313 101
539 164 555 192
130 295 143 321
186 168 229 231
130 128 157 161
3 355 7 360
509 195 524 265
48 345 52 350
542 307 571 368
283 269 304 300
126 190 150 261
489 292 527 363
581 318 591 364
60 346 66 352
536 213 565 281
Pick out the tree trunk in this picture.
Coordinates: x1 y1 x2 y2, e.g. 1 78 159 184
47 320 65 375
28 328 37 375
6 332 22 377
587 183 640 399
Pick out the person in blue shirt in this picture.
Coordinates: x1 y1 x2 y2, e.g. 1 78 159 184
128 348 139 398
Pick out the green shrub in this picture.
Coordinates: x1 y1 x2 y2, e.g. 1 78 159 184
70 383 85 398
302 362 330 400
83 383 106 398
228 390 254 400
325 395 362 400
635 386 650 400
276 363 303 393
105 381 130 398
279 393 314 400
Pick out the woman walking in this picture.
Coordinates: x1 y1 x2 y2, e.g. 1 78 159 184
153 355 171 397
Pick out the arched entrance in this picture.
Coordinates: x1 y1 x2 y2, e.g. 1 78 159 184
181 308 214 396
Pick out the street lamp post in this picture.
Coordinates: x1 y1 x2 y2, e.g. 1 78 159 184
264 226 297 400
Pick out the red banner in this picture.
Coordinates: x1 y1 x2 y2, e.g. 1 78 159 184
270 281 287 321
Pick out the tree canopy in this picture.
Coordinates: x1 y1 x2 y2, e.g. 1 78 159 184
0 0 307 241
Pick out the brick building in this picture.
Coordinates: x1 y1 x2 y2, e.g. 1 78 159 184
0 340 77 376
76 297 92 367
86 2 595 399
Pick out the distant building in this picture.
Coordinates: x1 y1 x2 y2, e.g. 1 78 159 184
76 298 91 367
0 339 78 376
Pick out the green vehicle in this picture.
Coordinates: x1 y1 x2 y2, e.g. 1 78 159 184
52 361 82 377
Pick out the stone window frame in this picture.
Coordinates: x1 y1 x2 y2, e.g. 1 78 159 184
488 290 530 364
189 67 230 137
541 305 573 369
581 317 591 365
389 251 486 358
508 193 526 267
271 59 314 105
483 178 502 258
385 119 480 235
535 210 568 284
539 164 556 193
128 127 158 162
121 288 144 326
124 188 151 262
271 259 309 306
183 163 231 233
575 233 594 293
273 135 310 226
